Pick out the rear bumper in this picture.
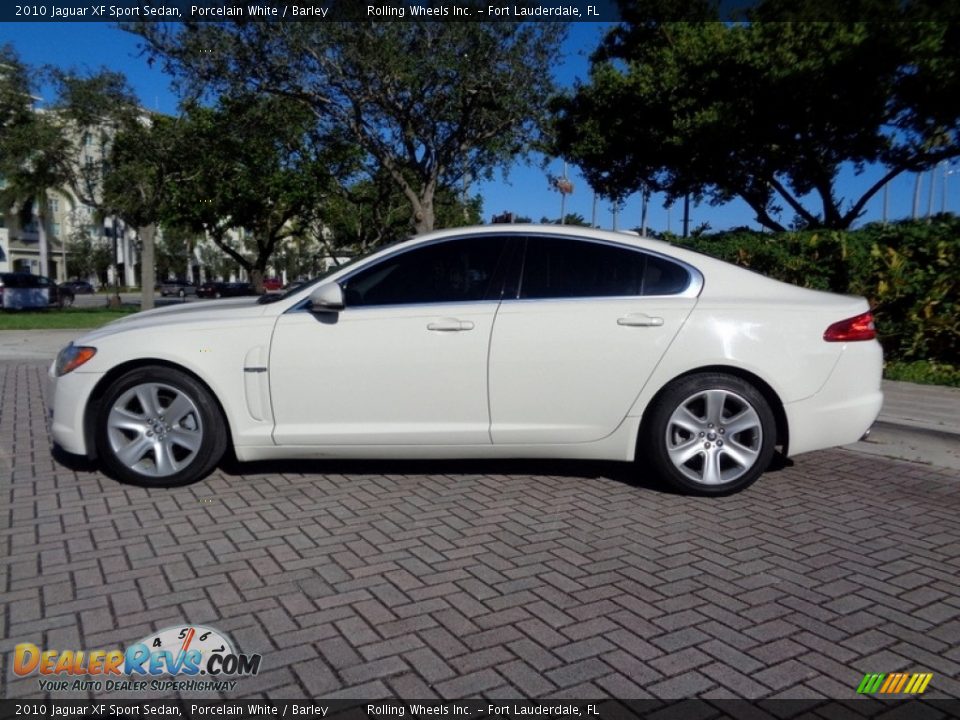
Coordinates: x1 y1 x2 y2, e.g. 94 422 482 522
784 341 883 457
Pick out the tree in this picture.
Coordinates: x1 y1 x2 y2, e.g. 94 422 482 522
539 213 591 226
65 228 112 281
127 22 566 234
49 68 139 217
159 95 355 293
553 0 960 231
154 225 199 280
0 46 73 278
101 112 183 308
3 46 143 285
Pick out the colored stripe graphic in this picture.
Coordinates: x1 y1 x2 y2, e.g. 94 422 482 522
857 672 932 694
857 673 885 693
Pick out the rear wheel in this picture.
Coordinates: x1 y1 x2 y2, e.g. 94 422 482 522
643 373 776 495
95 366 227 487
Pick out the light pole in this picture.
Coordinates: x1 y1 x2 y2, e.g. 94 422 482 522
913 173 922 219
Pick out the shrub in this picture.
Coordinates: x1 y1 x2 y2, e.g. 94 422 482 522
672 216 960 366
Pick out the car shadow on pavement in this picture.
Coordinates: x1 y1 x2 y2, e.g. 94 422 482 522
218 455 665 492
51 444 100 473
51 443 790 495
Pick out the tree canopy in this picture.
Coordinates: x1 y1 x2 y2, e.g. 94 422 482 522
158 95 357 291
553 0 960 231
126 21 566 234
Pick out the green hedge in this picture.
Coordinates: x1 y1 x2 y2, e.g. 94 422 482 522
672 216 959 365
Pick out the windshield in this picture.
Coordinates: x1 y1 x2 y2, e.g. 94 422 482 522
258 240 404 304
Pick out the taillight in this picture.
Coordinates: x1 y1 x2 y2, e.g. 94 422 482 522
824 311 876 342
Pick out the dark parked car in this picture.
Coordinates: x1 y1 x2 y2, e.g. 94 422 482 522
197 281 255 299
157 278 197 297
60 280 95 295
0 273 73 309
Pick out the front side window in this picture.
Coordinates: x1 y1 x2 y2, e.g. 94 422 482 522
519 237 690 299
343 237 507 307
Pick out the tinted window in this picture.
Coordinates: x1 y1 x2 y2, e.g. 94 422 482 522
643 254 692 295
344 237 507 307
519 237 689 299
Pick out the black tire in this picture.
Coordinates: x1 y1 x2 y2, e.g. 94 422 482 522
178 289 186 298
642 372 776 496
95 366 227 487
214 291 221 298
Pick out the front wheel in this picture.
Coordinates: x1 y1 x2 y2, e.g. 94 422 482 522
95 366 227 487
642 373 776 496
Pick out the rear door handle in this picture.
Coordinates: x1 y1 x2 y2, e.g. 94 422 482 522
617 314 664 327
427 318 475 332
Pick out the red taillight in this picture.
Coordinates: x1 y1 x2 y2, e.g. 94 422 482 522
824 311 876 342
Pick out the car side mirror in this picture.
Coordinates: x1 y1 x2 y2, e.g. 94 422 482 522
309 283 345 313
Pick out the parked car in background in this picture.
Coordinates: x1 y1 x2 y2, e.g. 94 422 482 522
48 225 883 494
1 273 73 309
263 277 283 292
157 278 197 298
60 280 95 295
196 281 255 298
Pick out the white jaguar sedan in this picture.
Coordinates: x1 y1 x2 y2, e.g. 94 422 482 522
49 226 882 495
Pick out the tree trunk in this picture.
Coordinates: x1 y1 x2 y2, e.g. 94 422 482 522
414 190 435 235
250 266 264 294
140 224 156 311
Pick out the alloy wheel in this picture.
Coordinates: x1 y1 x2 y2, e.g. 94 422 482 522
106 382 204 477
665 388 763 486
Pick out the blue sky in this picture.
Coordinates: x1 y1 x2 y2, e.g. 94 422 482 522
1 21 955 232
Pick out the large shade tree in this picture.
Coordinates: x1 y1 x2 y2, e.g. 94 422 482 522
101 112 185 309
126 22 566 234
553 0 960 231
159 95 357 292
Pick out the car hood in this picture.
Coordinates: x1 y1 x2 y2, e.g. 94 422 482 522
75 297 269 344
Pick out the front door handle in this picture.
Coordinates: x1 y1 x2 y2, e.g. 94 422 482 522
617 313 664 327
427 318 475 332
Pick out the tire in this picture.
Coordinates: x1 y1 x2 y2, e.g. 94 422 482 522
214 292 221 299
59 294 73 309
178 289 186 298
642 372 776 496
95 366 227 487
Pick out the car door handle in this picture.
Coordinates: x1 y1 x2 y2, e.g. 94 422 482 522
617 314 664 327
427 318 475 332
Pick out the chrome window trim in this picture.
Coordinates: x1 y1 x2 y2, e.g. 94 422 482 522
286 231 703 313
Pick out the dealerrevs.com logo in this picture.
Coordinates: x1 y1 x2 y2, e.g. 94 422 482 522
13 625 261 693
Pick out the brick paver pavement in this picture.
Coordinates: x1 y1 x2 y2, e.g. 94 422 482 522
2 361 960 700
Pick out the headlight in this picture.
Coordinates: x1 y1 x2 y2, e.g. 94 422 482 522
55 344 97 376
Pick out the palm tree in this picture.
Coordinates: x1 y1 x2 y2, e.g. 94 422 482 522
0 111 74 278
1 48 73 278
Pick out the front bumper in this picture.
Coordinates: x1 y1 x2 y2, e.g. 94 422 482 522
48 363 104 457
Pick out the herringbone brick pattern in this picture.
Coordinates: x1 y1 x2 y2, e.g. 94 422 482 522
2 361 960 700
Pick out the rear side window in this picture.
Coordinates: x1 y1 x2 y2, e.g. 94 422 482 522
519 237 690 299
344 236 508 307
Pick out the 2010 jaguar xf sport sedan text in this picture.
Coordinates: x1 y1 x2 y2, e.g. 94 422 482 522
49 226 883 495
